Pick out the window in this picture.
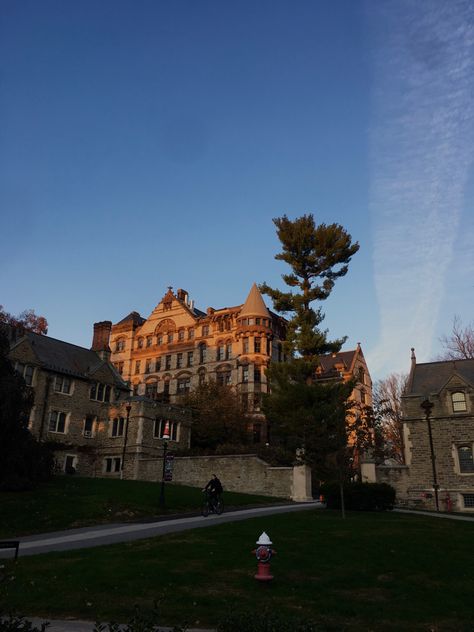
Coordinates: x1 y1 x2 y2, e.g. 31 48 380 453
54 375 72 394
49 411 67 433
168 333 174 343
104 457 121 473
178 329 185 341
115 361 124 375
177 377 191 394
242 366 249 383
64 454 77 473
225 319 231 331
249 318 254 325
137 338 144 349
217 370 232 386
83 416 95 438
226 342 232 359
256 318 261 325
16 363 34 386
199 343 207 364
254 338 261 353
155 357 161 372
463 494 474 508
254 367 261 383
111 417 125 437
187 351 194 367
154 418 179 441
157 335 163 345
135 361 141 375
90 383 112 402
188 329 194 340
162 380 170 402
145 359 152 374
458 446 474 473
360 390 367 405
133 383 140 396
218 320 224 332
358 367 365 384
165 355 172 370
146 336 153 348
217 345 224 361
253 423 262 444
202 325 209 337
115 338 125 352
145 381 158 398
243 338 249 353
253 393 261 411
177 353 183 368
452 392 467 412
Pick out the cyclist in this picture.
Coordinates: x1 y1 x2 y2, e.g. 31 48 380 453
203 474 223 511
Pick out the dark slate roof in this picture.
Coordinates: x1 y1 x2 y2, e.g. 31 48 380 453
409 359 474 394
318 350 357 374
115 311 146 326
18 332 127 386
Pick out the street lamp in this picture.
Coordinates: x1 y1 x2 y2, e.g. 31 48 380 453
120 402 132 480
420 398 440 512
159 420 171 508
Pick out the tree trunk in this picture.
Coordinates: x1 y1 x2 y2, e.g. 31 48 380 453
339 480 346 519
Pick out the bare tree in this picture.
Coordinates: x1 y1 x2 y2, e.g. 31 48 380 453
373 373 408 464
439 316 474 360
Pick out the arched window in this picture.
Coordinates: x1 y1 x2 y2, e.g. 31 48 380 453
115 338 126 352
458 445 474 472
145 380 158 399
452 392 467 412
199 342 207 364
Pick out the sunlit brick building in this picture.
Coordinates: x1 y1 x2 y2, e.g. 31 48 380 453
109 284 287 442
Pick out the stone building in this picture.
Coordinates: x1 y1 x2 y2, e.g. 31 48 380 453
109 284 287 442
400 351 474 512
317 343 372 407
8 323 191 477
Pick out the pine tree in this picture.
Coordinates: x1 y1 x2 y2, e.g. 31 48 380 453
260 214 360 497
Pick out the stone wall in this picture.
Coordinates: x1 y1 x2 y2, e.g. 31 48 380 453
137 454 312 501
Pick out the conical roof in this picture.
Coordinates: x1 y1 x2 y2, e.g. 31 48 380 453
240 283 270 318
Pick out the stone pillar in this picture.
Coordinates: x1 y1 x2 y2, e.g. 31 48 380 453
291 464 313 501
361 460 377 483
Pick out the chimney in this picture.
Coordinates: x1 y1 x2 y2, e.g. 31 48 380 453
177 288 188 303
92 321 112 361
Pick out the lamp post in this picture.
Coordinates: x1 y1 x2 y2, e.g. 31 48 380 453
120 402 132 480
159 420 171 508
420 398 439 512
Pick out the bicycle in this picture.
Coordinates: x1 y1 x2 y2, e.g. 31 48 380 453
201 490 224 516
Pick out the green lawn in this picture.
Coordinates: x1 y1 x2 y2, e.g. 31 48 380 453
2 510 473 631
0 476 282 537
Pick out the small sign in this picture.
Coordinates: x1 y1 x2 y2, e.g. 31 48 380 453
164 453 174 481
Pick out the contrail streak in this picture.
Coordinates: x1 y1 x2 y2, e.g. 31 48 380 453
366 0 474 376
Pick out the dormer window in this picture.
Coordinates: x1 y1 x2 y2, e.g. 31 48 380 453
452 391 467 413
137 338 144 349
115 338 126 352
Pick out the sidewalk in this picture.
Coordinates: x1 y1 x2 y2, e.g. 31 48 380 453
1 501 322 558
394 508 474 522
8 618 215 632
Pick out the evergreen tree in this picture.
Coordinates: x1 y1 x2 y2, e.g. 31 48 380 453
260 214 360 490
0 330 53 490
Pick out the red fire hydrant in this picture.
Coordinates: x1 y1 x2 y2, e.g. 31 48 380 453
252 531 276 582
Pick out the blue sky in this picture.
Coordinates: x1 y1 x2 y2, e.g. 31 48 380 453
1 0 473 380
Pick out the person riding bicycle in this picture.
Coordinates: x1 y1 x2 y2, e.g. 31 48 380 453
203 474 223 510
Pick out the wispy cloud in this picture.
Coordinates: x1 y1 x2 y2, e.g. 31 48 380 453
367 0 474 376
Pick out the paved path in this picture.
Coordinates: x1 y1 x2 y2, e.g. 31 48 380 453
1 502 321 558
394 508 474 522
8 618 213 632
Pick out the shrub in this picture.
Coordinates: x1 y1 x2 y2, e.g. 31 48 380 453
0 613 49 631
320 482 395 511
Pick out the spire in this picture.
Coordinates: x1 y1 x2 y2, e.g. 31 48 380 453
240 283 270 317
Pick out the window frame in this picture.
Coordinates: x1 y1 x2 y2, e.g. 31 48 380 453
452 391 467 413
49 410 68 434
